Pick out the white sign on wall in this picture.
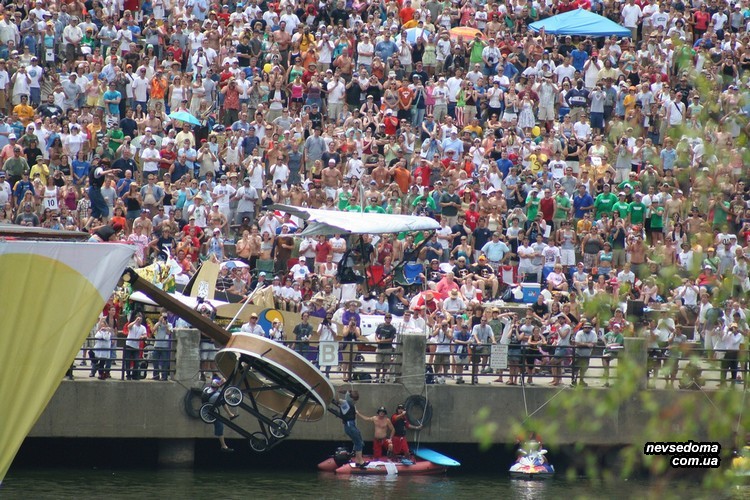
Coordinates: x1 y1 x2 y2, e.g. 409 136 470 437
490 344 508 370
318 341 339 367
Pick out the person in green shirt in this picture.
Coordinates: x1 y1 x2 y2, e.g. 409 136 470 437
468 35 485 65
593 184 617 219
364 196 385 213
650 204 665 243
710 194 730 228
338 186 352 210
107 124 124 155
602 323 624 387
412 192 437 210
617 171 641 192
612 191 630 219
628 192 646 225
552 188 571 228
526 189 541 221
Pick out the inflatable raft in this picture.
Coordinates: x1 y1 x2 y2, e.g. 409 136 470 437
318 456 446 475
318 448 459 475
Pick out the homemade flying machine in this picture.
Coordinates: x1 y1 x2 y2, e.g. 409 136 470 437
121 268 334 452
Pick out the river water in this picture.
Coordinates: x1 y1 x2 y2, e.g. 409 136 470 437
2 468 748 500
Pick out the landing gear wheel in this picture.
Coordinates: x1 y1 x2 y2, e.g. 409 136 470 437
199 404 217 424
249 432 269 452
270 418 289 439
223 386 243 407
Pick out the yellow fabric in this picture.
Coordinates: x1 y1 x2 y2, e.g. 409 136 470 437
0 243 133 482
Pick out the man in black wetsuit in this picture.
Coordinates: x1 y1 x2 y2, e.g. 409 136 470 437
336 389 366 468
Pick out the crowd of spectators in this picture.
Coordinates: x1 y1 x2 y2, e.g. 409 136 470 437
3 0 749 386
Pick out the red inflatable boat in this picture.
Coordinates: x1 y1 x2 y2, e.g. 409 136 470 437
317 456 447 475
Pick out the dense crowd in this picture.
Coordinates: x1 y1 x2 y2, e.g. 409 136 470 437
3 0 749 386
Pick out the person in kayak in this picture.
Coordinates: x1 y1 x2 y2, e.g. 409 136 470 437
390 403 422 457
358 406 395 460
334 389 367 468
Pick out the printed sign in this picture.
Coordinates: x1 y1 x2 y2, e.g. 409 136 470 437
318 341 339 367
490 344 508 370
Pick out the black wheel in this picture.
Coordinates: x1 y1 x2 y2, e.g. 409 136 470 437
224 386 243 407
270 418 289 439
199 404 217 424
249 432 269 452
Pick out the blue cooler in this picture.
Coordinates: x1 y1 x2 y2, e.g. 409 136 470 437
521 283 541 303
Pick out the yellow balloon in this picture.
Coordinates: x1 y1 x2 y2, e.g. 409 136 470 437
539 154 548 163
532 126 541 137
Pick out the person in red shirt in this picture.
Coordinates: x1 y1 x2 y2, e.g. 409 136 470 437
399 1 415 24
693 4 711 39
314 235 332 272
166 39 183 65
383 109 399 136
414 161 432 188
390 403 422 457
539 188 556 225
464 202 480 231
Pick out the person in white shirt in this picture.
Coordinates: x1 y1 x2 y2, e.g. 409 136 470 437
25 57 43 105
270 160 290 188
621 0 642 41
355 34 374 70
720 323 744 386
290 256 312 281
131 67 149 108
63 124 87 160
62 17 83 62
140 140 161 175
124 316 147 380
280 6 300 34
212 174 236 220
234 177 258 223
240 312 265 336
517 236 539 282
326 75 346 123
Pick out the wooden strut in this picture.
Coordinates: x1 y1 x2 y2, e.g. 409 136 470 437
122 267 232 346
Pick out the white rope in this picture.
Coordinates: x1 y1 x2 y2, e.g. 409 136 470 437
225 285 263 330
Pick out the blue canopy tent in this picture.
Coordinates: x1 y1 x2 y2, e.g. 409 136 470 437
529 9 631 37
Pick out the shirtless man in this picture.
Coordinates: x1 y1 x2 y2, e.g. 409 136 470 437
358 406 395 460
141 110 163 136
307 181 325 208
665 189 687 223
273 22 292 59
289 184 307 207
364 180 382 202
321 160 343 199
371 161 389 187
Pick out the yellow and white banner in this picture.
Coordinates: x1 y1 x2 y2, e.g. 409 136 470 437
0 241 134 482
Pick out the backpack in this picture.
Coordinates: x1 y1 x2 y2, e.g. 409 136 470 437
425 364 435 385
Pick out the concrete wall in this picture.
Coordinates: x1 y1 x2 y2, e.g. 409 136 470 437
27 330 716 448
29 380 707 446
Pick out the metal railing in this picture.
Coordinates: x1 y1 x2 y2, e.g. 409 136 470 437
197 339 403 383
67 334 748 391
68 336 176 381
425 342 749 389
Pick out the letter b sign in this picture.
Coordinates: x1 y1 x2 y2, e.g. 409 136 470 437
318 341 339 367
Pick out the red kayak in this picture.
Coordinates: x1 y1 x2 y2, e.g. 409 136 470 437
318 456 447 475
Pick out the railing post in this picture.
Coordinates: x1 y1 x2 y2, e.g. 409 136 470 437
174 328 201 384
397 332 426 393
623 336 648 390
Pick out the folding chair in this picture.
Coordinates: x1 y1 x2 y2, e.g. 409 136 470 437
367 264 385 289
394 263 425 293
254 259 275 277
